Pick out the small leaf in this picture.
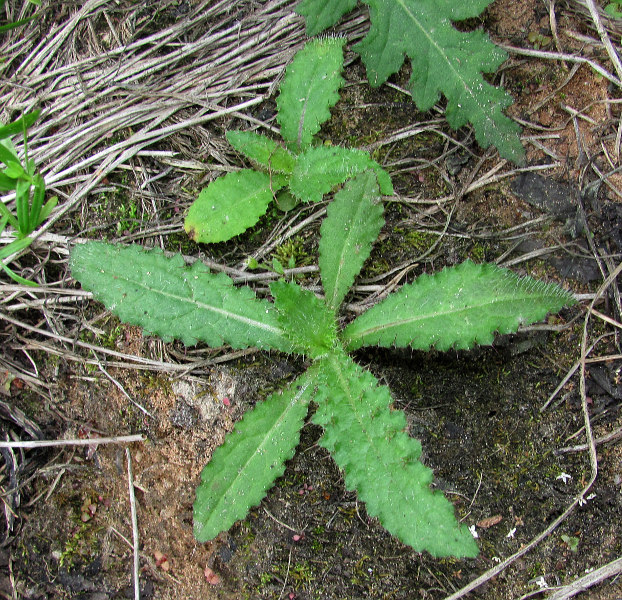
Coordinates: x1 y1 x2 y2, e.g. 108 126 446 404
15 178 31 236
271 279 337 357
277 37 346 151
0 140 19 166
37 195 58 224
342 261 576 351
28 173 46 229
560 534 579 553
184 170 287 244
193 371 316 542
2 161 24 179
0 110 39 140
0 237 37 286
275 190 298 212
313 351 479 557
70 242 294 352
0 173 17 191
289 145 392 203
319 171 384 311
272 257 284 275
296 0 358 35
226 131 295 173
0 236 32 261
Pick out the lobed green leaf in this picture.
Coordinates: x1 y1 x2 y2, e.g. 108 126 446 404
296 0 358 34
70 242 294 352
319 171 385 311
342 260 576 352
289 145 393 203
276 37 346 151
296 0 525 163
184 170 286 244
313 351 479 557
194 371 316 542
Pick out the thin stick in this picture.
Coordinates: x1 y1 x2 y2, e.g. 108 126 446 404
590 308 622 330
545 555 622 600
500 44 622 87
0 434 144 449
556 426 622 454
263 506 299 533
582 0 622 84
540 335 606 412
126 447 140 600
278 548 293 600
92 352 155 418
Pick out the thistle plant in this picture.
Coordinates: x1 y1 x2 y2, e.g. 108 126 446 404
183 37 392 244
70 171 575 557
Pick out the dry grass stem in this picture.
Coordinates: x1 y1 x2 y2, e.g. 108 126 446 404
500 43 622 87
545 555 622 600
0 434 145 449
126 447 141 600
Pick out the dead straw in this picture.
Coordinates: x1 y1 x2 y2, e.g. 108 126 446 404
0 434 145 449
126 447 140 600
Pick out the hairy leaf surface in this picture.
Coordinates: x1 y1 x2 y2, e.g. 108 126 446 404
319 171 384 311
276 37 346 151
313 352 479 557
342 261 576 351
226 130 295 173
70 242 294 352
296 0 525 163
194 371 316 542
184 170 286 244
271 279 337 357
289 145 393 203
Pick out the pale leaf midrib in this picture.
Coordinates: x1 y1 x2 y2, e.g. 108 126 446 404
326 197 368 310
329 355 398 481
345 290 559 343
113 273 287 340
394 0 493 124
201 379 310 534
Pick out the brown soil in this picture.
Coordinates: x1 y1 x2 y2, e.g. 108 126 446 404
2 0 622 599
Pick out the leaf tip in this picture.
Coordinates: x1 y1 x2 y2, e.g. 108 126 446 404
184 224 198 242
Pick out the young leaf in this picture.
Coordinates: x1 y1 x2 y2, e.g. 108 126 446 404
0 110 39 140
289 145 393 203
0 142 19 167
342 260 576 352
0 237 37 286
276 37 346 151
296 0 525 164
194 371 316 542
70 242 294 353
226 130 295 174
271 279 337 357
319 171 384 311
184 170 287 244
313 351 479 557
